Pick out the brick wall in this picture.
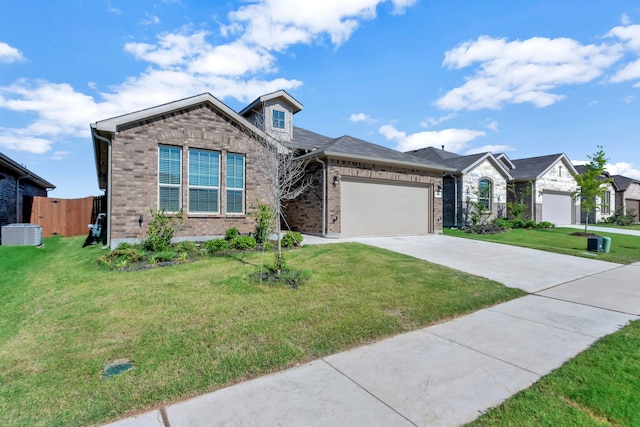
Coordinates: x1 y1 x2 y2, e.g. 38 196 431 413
284 157 443 236
109 103 272 246
0 170 47 232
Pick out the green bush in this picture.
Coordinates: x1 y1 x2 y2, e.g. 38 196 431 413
205 238 229 254
606 208 637 226
225 227 240 241
230 235 257 250
143 208 184 252
536 221 555 229
97 247 144 269
174 240 199 255
249 202 275 244
281 231 303 248
150 251 175 263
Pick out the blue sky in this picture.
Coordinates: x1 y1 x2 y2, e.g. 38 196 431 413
1 0 640 198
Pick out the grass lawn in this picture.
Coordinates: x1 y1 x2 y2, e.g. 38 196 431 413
0 236 523 426
468 319 640 426
444 227 640 264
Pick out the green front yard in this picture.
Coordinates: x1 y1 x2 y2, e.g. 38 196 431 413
444 227 640 264
468 319 640 426
0 236 523 426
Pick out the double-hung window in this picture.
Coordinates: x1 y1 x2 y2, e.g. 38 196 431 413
189 149 220 213
602 191 611 215
158 145 182 212
478 179 492 211
272 109 285 129
226 153 245 214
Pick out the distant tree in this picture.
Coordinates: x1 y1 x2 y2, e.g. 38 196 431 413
573 147 612 233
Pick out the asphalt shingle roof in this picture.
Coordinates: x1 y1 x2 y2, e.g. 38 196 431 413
509 153 566 180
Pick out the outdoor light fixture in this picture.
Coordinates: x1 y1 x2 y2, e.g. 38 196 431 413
333 175 339 185
437 185 442 192
138 215 143 227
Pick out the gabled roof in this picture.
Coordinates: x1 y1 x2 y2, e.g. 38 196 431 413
407 146 462 161
91 93 273 190
495 153 515 170
509 153 577 181
611 174 640 191
294 128 453 172
292 127 334 151
0 152 55 190
408 147 512 179
239 90 303 116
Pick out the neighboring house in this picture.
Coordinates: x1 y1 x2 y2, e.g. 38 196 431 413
285 129 453 237
611 175 640 222
0 152 55 237
407 147 512 227
91 91 451 248
573 165 617 224
505 154 579 225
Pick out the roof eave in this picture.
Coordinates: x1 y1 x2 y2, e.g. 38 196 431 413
298 150 455 172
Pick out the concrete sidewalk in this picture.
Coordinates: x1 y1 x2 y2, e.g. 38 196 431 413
103 236 639 427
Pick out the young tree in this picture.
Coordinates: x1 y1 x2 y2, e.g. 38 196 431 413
573 146 612 233
239 112 311 274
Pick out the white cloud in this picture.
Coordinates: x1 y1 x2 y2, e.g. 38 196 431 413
0 1 413 155
588 100 598 107
465 144 513 155
349 112 376 123
107 2 121 15
0 42 25 63
621 13 632 26
483 120 499 132
436 35 623 111
51 150 72 160
420 112 456 128
141 13 161 26
625 95 636 103
227 0 417 50
607 162 640 180
379 124 486 152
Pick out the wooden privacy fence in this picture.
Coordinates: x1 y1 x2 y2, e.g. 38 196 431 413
28 196 95 237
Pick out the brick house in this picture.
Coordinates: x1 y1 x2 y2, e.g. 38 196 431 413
285 129 452 237
501 153 579 225
92 91 451 248
611 175 640 222
407 147 512 227
0 152 55 238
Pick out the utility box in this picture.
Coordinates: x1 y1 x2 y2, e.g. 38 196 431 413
587 236 603 253
1 224 43 246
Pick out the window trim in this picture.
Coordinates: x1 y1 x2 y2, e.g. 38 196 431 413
272 109 285 130
478 178 493 211
158 145 182 213
188 148 220 215
225 152 245 215
602 190 611 215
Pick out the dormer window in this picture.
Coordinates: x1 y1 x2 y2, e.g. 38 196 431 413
272 109 285 129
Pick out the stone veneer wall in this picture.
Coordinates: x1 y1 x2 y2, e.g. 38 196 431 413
285 158 443 236
536 160 578 223
109 103 271 246
460 159 508 224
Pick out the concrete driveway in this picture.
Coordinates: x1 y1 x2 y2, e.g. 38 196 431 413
350 234 621 293
104 234 639 427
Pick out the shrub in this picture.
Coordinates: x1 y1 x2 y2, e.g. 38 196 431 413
97 247 144 269
143 208 184 252
249 202 275 244
205 238 228 254
174 240 198 255
537 221 555 229
230 235 257 250
606 208 637 226
281 231 303 248
225 227 239 241
149 251 175 263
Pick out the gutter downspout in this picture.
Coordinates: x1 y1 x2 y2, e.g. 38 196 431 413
92 130 113 248
316 158 326 236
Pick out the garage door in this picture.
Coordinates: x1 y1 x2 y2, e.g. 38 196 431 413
626 199 640 222
542 191 573 225
340 178 431 237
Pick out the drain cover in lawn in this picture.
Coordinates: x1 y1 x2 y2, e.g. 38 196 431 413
102 359 133 378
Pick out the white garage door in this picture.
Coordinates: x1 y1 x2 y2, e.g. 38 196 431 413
340 178 431 237
542 191 573 225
